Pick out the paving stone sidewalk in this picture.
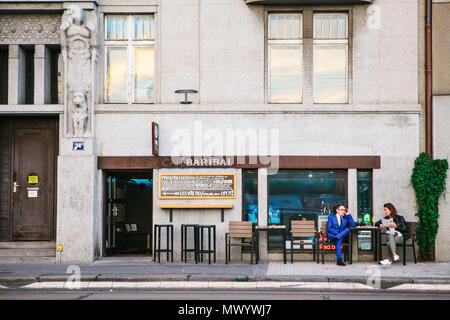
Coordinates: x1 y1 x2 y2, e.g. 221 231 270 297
0 259 449 285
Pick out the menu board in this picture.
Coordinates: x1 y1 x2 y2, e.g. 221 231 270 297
159 173 236 199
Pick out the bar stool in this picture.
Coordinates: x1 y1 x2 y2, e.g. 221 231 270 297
196 225 216 264
181 224 199 263
153 224 174 263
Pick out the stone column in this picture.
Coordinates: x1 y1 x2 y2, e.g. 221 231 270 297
56 5 99 263
8 45 19 105
34 45 46 105
257 168 268 260
347 169 359 262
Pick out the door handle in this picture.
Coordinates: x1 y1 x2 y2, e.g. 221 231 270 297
13 181 20 193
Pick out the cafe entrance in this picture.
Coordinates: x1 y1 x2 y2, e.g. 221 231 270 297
104 171 153 257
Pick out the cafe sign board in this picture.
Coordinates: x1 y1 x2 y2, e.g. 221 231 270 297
159 173 236 199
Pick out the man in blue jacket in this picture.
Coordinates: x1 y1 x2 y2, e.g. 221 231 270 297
326 204 355 266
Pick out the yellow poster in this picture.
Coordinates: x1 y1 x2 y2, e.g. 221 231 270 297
28 175 38 184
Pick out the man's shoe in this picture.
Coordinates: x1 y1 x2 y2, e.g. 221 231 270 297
393 255 400 262
337 259 346 266
379 259 392 265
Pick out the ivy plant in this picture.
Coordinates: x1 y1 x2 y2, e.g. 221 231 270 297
411 152 448 261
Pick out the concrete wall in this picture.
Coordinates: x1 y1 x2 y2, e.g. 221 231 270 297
433 1 450 95
433 95 450 261
431 1 450 261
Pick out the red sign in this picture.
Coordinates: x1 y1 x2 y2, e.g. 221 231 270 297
318 234 343 251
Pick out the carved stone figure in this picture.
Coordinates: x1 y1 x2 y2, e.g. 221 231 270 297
60 5 97 137
71 92 89 137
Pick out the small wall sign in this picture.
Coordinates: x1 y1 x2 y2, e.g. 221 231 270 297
152 122 159 156
27 187 39 198
73 141 84 151
28 174 38 185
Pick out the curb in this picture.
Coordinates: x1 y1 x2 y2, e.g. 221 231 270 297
2 281 450 293
2 276 450 285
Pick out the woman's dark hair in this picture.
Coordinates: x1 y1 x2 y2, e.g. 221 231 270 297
333 203 347 214
384 203 398 222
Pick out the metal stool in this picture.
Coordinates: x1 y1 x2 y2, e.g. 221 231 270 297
153 224 173 263
181 224 199 263
196 225 216 264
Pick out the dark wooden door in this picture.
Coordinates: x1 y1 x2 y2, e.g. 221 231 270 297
11 118 57 241
0 118 13 241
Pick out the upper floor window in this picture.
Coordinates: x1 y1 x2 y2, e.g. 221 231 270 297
313 13 348 103
268 13 303 103
104 15 155 103
267 12 349 104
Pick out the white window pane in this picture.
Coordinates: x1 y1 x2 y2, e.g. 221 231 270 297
338 16 347 38
314 45 347 103
133 15 154 40
269 13 302 40
322 15 330 39
134 47 154 103
314 14 347 39
106 47 128 103
106 16 128 40
270 45 302 103
330 15 339 39
314 15 322 39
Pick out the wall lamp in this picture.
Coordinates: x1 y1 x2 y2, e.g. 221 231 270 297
175 89 198 104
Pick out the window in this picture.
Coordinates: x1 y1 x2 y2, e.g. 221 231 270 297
243 170 258 223
268 13 302 103
268 170 347 250
104 15 155 103
267 12 349 104
313 13 348 103
357 170 373 250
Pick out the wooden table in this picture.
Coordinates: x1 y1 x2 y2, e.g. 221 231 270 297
349 226 381 264
255 225 287 264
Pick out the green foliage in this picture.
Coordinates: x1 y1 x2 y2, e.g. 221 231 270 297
411 153 448 261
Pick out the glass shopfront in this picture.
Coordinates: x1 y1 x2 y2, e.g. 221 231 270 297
243 170 258 223
268 170 347 250
357 170 373 250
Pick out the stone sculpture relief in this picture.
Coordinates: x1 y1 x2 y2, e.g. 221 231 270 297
0 14 61 44
60 5 97 137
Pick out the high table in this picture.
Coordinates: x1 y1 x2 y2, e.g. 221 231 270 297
349 226 381 264
255 225 287 264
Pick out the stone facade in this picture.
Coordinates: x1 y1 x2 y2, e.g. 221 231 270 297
1 0 446 263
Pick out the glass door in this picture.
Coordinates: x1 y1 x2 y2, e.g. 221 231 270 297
106 176 126 256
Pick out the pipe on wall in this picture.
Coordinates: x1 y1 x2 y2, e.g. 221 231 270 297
425 0 433 157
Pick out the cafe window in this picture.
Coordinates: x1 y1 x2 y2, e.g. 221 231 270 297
243 170 258 223
268 170 347 250
313 13 348 103
104 15 155 103
268 13 303 103
357 170 373 250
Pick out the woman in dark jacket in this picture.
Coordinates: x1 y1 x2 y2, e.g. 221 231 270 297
375 203 408 265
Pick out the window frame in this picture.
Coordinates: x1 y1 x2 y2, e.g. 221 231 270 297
104 14 155 104
313 13 349 104
267 12 303 104
265 10 352 105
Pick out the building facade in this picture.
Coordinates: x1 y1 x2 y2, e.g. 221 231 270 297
0 0 439 263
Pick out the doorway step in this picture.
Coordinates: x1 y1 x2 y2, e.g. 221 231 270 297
0 241 56 264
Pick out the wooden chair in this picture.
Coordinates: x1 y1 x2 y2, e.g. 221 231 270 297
319 221 349 264
225 221 256 264
290 220 318 263
381 221 417 265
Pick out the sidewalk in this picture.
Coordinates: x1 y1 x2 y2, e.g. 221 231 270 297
1 258 450 292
